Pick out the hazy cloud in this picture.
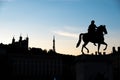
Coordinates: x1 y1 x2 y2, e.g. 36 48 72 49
63 26 79 32
54 31 78 38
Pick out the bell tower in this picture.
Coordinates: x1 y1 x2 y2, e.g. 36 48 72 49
19 35 22 42
12 37 15 44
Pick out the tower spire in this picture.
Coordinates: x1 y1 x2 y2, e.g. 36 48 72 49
53 35 56 52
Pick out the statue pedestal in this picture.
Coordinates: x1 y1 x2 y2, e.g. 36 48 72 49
75 55 113 80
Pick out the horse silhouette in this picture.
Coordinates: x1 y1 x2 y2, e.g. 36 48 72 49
76 25 108 54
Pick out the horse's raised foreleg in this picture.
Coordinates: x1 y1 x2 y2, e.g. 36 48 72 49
102 42 107 50
81 42 89 54
98 42 107 54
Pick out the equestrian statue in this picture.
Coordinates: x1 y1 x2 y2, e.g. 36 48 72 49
76 20 108 54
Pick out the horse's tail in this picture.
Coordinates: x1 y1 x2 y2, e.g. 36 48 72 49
76 33 83 48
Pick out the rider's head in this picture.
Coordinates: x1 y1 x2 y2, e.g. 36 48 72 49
91 20 95 24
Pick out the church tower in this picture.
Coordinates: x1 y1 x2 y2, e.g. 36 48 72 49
19 35 22 42
12 37 15 44
25 35 29 49
53 36 56 52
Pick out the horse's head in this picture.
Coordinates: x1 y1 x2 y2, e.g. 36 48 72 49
102 25 108 34
98 25 108 34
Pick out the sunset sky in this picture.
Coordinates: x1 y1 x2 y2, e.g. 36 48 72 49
0 0 120 55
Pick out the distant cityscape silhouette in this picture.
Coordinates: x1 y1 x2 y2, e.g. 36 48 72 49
0 35 119 80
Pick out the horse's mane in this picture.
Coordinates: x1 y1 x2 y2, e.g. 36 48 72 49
97 25 107 35
97 25 104 31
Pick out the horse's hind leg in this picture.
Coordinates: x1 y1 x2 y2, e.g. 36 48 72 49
98 43 100 53
81 42 89 54
85 46 89 53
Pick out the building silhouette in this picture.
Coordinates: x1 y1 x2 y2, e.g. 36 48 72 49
0 36 120 80
11 35 29 50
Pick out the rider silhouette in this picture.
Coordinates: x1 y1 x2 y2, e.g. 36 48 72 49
88 20 97 46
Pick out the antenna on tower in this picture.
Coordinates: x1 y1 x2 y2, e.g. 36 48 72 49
53 35 56 52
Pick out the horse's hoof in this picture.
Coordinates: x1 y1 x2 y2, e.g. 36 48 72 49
94 43 96 46
81 51 84 55
82 53 85 55
87 51 89 53
104 48 106 50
